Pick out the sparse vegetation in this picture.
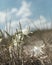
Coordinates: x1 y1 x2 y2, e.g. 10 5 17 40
0 22 52 65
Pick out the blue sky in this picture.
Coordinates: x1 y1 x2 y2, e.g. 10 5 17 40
0 0 52 33
0 0 52 18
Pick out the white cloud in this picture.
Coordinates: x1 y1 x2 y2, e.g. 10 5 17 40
0 12 6 24
7 0 32 33
10 8 18 13
11 21 18 28
16 1 31 18
0 0 32 32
